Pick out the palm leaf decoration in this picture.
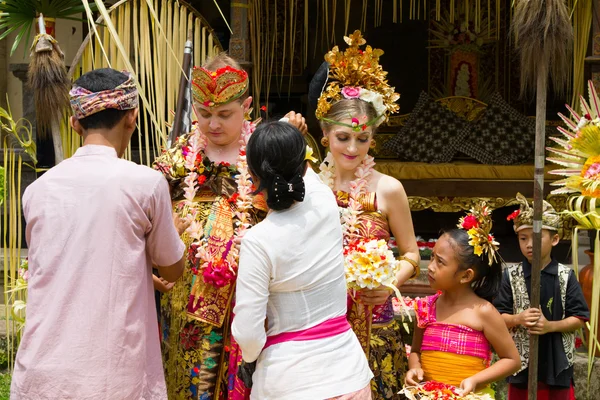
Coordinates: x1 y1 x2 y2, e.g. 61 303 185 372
0 0 97 56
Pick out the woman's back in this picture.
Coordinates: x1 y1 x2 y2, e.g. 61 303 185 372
233 169 372 400
252 169 347 334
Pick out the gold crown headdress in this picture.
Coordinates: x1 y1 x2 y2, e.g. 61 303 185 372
457 202 499 266
191 66 249 107
547 81 600 198
506 193 561 232
315 30 400 128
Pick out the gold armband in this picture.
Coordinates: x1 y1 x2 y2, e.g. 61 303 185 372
399 255 419 278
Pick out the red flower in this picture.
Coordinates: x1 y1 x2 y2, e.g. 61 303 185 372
488 234 494 242
361 124 367 131
197 175 207 185
260 105 267 112
507 209 520 221
461 215 479 230
228 193 240 204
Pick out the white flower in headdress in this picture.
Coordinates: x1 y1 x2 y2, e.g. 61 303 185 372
359 89 386 120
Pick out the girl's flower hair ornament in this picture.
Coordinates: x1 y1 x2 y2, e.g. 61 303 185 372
456 202 500 266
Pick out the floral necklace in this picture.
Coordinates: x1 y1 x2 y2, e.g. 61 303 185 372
319 151 375 244
183 120 256 287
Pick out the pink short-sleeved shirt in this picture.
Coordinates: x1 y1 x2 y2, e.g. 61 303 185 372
11 145 185 400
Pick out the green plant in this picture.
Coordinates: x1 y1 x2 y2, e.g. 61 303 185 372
0 0 96 56
0 337 17 372
0 166 4 207
0 373 10 398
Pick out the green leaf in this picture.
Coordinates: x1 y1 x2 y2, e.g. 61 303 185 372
10 24 30 57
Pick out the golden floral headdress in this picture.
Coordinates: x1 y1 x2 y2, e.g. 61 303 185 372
507 193 561 232
315 30 400 127
191 65 249 107
457 202 499 266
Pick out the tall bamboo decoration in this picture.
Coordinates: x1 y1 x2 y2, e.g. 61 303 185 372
28 14 70 165
512 0 572 398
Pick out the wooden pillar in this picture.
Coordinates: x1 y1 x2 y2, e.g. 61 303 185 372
229 0 251 68
587 0 600 91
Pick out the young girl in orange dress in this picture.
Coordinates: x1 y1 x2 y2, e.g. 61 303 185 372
405 203 521 398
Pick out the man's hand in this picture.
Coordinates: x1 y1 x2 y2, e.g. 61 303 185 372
173 212 191 236
153 275 175 293
283 111 308 135
518 307 542 328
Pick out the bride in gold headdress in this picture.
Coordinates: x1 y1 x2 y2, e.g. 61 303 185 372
154 53 306 400
311 31 421 399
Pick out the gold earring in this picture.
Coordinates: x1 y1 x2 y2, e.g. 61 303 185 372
321 136 330 147
369 139 377 149
243 109 252 121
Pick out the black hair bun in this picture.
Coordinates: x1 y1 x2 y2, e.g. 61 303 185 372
267 173 305 211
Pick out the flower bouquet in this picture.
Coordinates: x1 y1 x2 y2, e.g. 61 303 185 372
400 381 493 400
344 238 413 324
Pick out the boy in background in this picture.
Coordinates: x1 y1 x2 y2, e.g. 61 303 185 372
494 193 589 400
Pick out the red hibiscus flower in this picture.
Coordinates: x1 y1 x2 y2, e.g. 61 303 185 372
461 215 479 230
507 209 520 221
228 193 240 204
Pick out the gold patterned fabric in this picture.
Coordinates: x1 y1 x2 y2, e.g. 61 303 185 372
158 152 266 400
336 191 407 400
369 320 408 400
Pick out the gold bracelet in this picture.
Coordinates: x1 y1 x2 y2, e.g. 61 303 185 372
399 255 419 278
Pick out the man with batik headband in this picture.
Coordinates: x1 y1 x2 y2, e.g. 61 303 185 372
11 68 187 400
494 193 589 400
153 53 308 400
310 30 420 399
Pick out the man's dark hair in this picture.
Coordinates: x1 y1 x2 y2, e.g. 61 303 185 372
73 68 133 130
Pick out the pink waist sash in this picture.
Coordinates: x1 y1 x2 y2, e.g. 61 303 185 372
264 315 351 350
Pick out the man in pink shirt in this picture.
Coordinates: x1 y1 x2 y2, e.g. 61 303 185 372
11 68 186 400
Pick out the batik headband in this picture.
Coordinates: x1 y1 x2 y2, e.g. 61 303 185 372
69 72 138 119
507 193 561 232
191 65 249 107
457 202 500 266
